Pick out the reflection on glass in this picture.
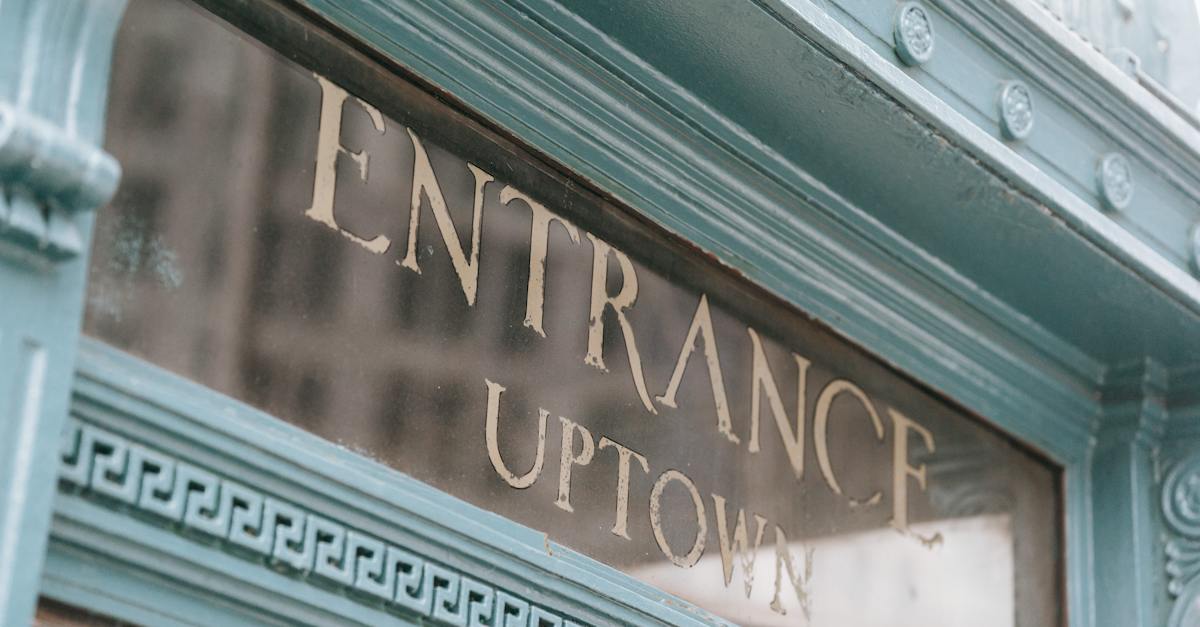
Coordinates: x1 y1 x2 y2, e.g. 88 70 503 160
638 515 1015 626
87 0 1063 624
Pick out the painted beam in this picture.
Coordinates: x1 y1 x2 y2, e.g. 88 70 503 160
48 340 727 627
0 1 126 624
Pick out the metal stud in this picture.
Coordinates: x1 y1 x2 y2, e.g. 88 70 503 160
1108 48 1141 78
1097 152 1134 211
894 2 935 66
998 81 1034 141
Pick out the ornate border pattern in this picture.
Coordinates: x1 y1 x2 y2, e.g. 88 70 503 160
59 417 585 627
1165 452 1200 627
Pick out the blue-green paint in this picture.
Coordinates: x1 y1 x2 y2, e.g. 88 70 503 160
46 340 728 626
0 1 125 624
0 0 1187 624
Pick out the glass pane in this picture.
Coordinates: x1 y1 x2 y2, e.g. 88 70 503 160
87 0 1063 624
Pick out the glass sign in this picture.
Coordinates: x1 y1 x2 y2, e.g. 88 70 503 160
86 0 1063 624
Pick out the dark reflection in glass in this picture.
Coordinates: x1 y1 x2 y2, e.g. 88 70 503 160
87 0 1063 624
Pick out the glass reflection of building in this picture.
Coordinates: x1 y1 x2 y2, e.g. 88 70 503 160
83 1 1061 625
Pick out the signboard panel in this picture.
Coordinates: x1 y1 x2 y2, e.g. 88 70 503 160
85 0 1063 624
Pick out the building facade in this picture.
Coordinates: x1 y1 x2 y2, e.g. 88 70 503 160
2 0 1200 625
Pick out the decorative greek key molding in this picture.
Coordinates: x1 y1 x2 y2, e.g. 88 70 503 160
1163 452 1200 627
59 418 584 626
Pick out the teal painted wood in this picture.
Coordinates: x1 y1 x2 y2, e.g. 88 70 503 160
8 0 1191 624
48 340 728 627
1161 443 1200 627
0 1 125 624
808 0 1200 277
1091 361 1171 626
42 538 279 627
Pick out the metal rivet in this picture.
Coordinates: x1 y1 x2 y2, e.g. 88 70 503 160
894 2 935 66
1097 152 1134 211
1190 223 1200 275
998 81 1034 141
1108 48 1141 77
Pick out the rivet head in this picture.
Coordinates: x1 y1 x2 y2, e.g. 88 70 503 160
1190 223 1200 275
894 2 935 66
999 81 1034 140
1098 152 1134 211
1109 47 1141 77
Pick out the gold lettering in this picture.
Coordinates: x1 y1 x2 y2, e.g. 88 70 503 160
554 416 595 513
598 436 650 540
888 408 936 532
483 380 547 489
584 234 657 414
746 328 810 479
769 526 813 617
305 74 390 254
649 469 707 568
500 186 580 337
711 494 767 597
813 379 884 501
399 128 494 306
656 294 737 443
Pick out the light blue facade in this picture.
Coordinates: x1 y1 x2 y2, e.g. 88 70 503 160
2 0 1199 625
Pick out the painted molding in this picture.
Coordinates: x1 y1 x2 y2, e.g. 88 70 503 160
0 1 126 625
1088 359 1170 626
1164 452 1200 627
49 340 726 626
58 417 585 627
997 80 1034 141
0 0 124 262
32 0 1199 625
892 2 935 67
928 0 1200 274
0 104 120 260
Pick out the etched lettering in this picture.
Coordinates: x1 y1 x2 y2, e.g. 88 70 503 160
711 494 767 597
746 328 810 480
399 129 493 306
584 234 657 414
501 186 581 337
888 408 936 532
813 379 885 502
483 379 547 489
657 294 737 443
598 436 650 540
649 469 707 568
305 74 390 253
554 416 595 513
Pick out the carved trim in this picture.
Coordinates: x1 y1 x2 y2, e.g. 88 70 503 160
1164 452 1200 626
892 2 935 67
0 105 120 214
998 80 1034 141
0 105 120 260
0 0 125 261
59 418 585 627
1097 152 1135 212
